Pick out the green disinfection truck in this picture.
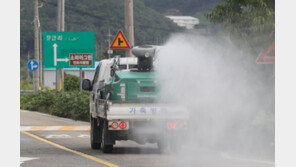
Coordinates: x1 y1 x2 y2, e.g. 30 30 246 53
82 46 188 153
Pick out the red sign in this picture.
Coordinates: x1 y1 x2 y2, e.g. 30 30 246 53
69 53 93 66
256 41 275 64
110 30 130 49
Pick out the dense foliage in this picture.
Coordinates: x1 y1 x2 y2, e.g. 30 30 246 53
20 90 90 121
206 0 274 53
64 74 80 91
206 0 274 36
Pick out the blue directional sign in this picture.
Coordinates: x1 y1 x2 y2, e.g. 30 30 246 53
27 60 39 71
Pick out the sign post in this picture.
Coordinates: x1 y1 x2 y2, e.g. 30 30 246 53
27 60 39 71
43 31 95 69
79 68 82 91
28 60 39 92
110 30 130 49
43 31 95 90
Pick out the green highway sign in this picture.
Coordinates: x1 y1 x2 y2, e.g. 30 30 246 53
43 31 95 68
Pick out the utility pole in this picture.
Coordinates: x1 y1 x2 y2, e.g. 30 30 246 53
107 28 113 59
100 43 103 59
34 0 40 93
56 0 61 90
61 0 65 90
38 2 44 87
27 51 30 80
56 0 65 90
39 28 43 86
124 0 134 57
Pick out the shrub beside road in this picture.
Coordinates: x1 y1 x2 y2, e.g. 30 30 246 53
20 75 90 122
21 90 90 122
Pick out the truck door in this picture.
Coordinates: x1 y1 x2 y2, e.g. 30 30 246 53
90 64 101 117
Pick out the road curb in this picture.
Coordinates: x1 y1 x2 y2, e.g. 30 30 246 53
20 126 90 131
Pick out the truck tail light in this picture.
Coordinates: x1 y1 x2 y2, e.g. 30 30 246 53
169 122 176 129
168 121 186 130
111 122 118 129
119 121 127 129
179 123 184 128
108 120 129 130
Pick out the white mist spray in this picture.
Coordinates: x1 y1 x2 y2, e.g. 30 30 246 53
154 32 274 160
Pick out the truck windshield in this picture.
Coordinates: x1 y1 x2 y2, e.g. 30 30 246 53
118 65 127 70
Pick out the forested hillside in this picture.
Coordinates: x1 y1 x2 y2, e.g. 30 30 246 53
20 0 182 60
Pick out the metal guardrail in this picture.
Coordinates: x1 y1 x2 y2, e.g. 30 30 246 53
20 90 34 94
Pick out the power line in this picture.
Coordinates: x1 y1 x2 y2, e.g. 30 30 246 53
40 0 180 32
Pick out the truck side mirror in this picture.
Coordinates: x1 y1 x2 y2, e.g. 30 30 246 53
82 79 92 91
110 69 115 76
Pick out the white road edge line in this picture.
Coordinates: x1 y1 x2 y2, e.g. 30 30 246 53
20 157 39 165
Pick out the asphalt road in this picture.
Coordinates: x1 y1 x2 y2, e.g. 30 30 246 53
20 110 274 167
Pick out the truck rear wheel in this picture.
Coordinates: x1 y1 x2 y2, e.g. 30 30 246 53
157 140 169 153
90 116 101 149
170 141 181 152
157 138 181 153
101 120 113 153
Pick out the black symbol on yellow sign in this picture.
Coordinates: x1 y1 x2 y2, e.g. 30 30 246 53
118 38 123 46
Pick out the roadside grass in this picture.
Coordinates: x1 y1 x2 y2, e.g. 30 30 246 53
20 89 90 122
20 74 90 121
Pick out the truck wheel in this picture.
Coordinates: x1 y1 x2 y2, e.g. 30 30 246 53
170 141 181 152
101 120 113 153
90 117 101 149
157 140 169 153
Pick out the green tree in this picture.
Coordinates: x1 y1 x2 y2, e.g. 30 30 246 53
206 0 274 36
206 0 274 54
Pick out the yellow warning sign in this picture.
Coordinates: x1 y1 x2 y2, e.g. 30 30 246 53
110 30 130 49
